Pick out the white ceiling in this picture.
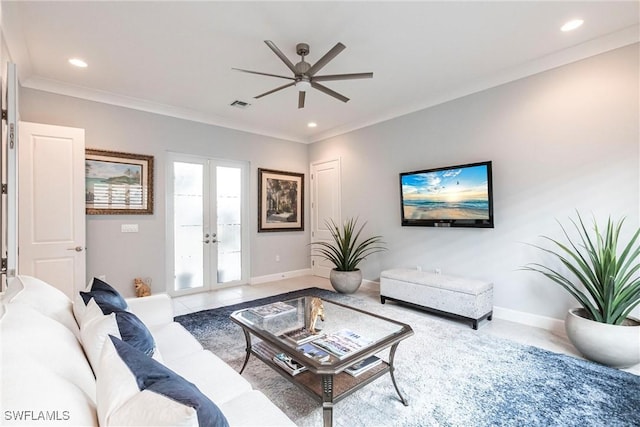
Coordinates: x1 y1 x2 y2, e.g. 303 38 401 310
3 1 639 143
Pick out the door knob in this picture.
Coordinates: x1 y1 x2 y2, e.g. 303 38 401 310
67 246 84 252
203 240 210 244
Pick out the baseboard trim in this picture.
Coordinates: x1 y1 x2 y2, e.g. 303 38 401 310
250 269 313 285
493 306 565 334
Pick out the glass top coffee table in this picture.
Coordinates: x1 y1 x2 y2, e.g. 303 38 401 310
230 296 414 427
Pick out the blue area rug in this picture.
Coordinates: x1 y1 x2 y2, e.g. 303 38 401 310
175 288 640 427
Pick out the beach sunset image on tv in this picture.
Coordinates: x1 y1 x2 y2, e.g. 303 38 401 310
401 164 490 220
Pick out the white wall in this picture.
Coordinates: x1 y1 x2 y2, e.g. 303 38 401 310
309 44 639 321
18 90 310 297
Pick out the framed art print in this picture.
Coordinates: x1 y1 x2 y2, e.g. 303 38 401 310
258 168 304 232
85 149 154 214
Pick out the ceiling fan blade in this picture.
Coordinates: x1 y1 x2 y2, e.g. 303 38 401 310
307 42 346 76
232 68 294 80
254 82 295 99
313 72 373 82
264 40 297 74
311 82 349 103
298 91 306 109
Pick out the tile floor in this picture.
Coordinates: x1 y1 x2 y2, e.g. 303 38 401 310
173 275 639 376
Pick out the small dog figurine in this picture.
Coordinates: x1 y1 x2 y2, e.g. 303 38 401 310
134 277 151 297
307 297 325 334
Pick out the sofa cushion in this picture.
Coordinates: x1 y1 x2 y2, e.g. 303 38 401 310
163 350 252 405
2 361 98 426
80 277 128 311
3 275 80 337
149 322 203 362
218 390 296 427
81 299 160 372
1 302 97 423
98 336 229 427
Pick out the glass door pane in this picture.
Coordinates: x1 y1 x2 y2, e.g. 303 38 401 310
173 162 204 292
167 154 248 295
216 166 242 283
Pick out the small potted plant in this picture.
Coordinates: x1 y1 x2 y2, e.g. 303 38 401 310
523 212 640 368
311 217 386 293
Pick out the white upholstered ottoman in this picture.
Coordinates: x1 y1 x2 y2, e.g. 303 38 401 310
380 269 493 329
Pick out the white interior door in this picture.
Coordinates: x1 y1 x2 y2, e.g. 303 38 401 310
310 159 341 277
18 122 86 298
166 153 248 296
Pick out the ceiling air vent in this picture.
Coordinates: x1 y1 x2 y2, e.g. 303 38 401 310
230 100 251 109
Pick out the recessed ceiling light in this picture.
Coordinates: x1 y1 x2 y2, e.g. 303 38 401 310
307 122 317 128
561 19 584 32
68 58 88 68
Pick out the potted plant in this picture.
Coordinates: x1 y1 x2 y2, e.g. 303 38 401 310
311 217 386 293
523 212 640 368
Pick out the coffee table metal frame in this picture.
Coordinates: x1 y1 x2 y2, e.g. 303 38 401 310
230 297 414 427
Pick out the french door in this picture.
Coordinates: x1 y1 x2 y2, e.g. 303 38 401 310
166 153 249 295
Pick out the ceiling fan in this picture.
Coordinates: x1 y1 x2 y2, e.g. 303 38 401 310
233 40 373 109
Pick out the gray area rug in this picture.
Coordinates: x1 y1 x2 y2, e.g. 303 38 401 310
175 288 640 427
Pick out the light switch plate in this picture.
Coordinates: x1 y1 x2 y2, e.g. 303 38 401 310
121 224 138 233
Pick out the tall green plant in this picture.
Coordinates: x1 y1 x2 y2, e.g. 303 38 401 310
311 217 386 271
523 213 640 325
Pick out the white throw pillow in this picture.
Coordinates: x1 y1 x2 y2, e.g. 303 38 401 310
97 336 227 427
80 299 162 372
72 280 93 326
96 336 143 426
5 276 79 337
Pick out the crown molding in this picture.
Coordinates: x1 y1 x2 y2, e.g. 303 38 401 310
20 77 307 144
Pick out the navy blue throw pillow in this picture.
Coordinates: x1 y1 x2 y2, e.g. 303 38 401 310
113 310 156 357
80 277 127 310
109 336 229 427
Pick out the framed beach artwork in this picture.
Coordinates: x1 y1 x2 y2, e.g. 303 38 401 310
258 168 304 232
85 149 154 215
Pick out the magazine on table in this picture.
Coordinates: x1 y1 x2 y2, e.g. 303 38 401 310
247 301 296 318
345 355 382 377
297 342 331 362
281 327 324 345
273 353 307 376
312 329 373 359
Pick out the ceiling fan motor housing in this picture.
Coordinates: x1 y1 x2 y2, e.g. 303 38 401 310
296 43 310 57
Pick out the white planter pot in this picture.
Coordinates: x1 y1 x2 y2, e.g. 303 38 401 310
565 308 640 368
329 269 363 294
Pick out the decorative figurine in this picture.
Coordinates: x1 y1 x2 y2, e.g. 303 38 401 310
134 277 152 297
308 297 325 334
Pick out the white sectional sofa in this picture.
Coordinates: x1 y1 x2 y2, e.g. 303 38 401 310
1 275 295 426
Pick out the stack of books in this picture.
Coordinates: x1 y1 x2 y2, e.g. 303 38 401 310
345 355 382 377
273 353 307 376
248 301 296 318
311 329 372 359
281 327 323 345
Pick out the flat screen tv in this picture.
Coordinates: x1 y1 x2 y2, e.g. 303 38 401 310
400 161 494 228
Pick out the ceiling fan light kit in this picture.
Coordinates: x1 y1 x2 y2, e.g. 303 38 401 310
234 40 373 109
